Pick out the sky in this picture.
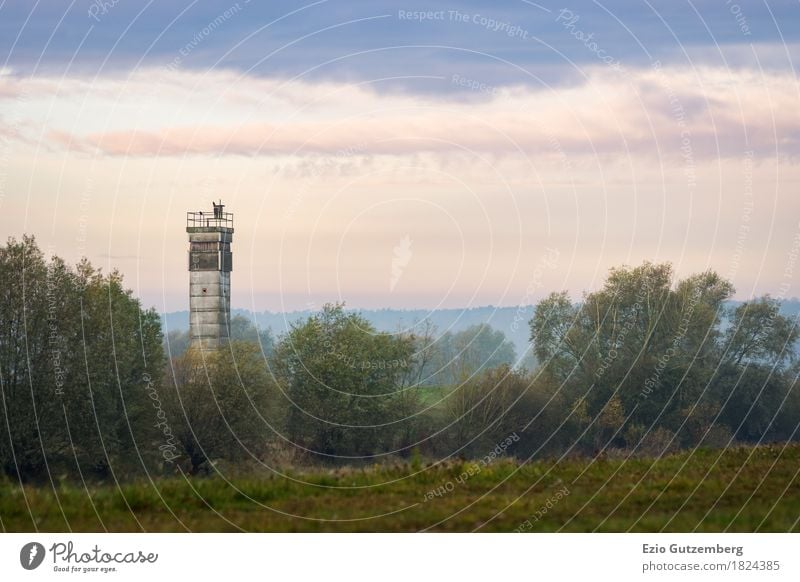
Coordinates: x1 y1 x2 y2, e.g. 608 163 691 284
1 0 799 313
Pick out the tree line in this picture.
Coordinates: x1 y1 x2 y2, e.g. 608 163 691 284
1 236 798 481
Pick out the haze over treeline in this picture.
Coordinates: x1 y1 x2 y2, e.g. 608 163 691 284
163 301 800 363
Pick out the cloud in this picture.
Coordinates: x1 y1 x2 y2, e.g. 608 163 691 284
29 65 799 161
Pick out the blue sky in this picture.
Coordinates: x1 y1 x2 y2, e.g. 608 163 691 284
4 1 798 82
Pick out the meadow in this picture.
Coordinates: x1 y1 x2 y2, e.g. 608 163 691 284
3 444 798 532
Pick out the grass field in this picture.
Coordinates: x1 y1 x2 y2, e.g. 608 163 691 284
2 444 799 532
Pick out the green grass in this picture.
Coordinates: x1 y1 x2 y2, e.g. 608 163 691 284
2 444 799 532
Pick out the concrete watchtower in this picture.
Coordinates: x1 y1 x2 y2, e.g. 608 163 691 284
187 201 233 350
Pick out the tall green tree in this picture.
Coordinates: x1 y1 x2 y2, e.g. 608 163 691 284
529 262 751 452
0 236 164 480
716 297 799 441
273 303 415 458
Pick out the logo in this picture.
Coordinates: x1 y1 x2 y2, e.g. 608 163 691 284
20 542 46 570
390 235 413 291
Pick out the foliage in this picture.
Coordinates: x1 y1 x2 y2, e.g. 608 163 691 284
428 323 517 386
444 364 528 456
272 303 415 458
0 236 164 481
529 262 799 455
162 341 278 474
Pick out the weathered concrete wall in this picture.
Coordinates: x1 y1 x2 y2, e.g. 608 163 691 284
187 227 232 351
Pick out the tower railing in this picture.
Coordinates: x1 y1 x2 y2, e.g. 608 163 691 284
186 211 234 229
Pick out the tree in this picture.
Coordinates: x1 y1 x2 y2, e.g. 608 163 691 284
528 262 745 454
272 303 415 458
0 236 69 479
164 341 277 474
0 236 164 480
444 364 528 456
165 329 190 358
229 314 275 357
723 297 798 368
71 260 165 477
395 318 439 455
432 323 516 386
530 291 581 384
711 297 799 442
512 373 574 460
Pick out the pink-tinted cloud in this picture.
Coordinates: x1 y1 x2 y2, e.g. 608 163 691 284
40 66 798 161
